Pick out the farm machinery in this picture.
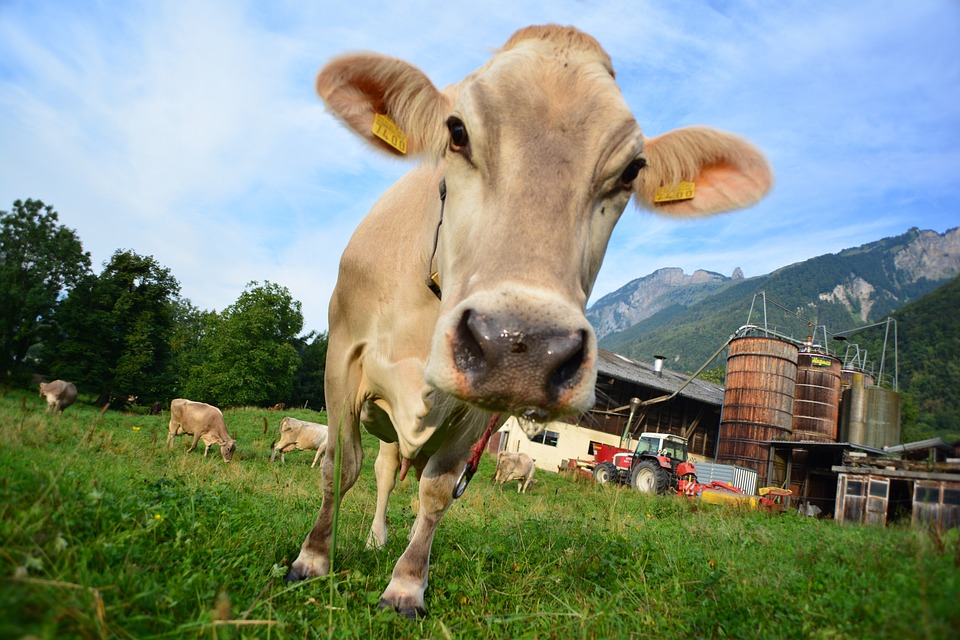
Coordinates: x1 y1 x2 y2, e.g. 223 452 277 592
588 432 790 510
590 432 690 494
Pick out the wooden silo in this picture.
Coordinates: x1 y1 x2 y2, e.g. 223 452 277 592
718 336 798 478
792 352 841 442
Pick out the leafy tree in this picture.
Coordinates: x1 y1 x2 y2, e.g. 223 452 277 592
290 331 328 410
168 297 214 402
42 250 180 405
0 199 91 383
181 281 302 407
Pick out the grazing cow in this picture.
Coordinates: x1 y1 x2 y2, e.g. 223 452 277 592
492 451 536 494
270 416 329 467
286 25 772 618
149 401 162 415
39 380 77 414
167 399 237 462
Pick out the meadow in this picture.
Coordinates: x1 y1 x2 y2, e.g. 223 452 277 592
1 389 958 639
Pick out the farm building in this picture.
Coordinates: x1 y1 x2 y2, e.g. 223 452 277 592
833 447 960 529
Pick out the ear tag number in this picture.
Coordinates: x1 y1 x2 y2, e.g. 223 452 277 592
372 113 407 154
654 181 696 203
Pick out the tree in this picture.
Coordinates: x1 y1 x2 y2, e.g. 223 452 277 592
290 331 328 410
42 250 180 405
181 281 303 407
0 199 91 383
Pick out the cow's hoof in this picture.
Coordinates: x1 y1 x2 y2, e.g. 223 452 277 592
285 566 308 583
378 599 428 619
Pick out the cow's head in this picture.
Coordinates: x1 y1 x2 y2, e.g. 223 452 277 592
220 439 236 463
317 25 772 421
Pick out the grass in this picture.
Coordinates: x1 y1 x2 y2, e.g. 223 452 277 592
1 388 958 639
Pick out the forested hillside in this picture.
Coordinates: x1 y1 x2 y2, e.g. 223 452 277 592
852 275 960 443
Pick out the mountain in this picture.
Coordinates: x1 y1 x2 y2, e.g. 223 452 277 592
587 267 742 340
594 227 960 373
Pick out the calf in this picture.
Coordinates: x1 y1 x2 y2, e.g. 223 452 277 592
167 398 236 462
287 24 772 617
270 416 328 467
493 451 537 493
39 380 77 414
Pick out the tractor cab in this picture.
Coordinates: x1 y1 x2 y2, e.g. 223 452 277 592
633 432 688 464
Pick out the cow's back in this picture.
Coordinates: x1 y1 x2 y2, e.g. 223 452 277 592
169 398 222 434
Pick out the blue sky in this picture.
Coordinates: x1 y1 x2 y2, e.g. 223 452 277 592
2 1 958 334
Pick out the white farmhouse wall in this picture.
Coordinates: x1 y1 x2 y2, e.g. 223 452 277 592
495 416 626 473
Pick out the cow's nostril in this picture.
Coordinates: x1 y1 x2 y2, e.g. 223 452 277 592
548 329 586 391
453 309 487 376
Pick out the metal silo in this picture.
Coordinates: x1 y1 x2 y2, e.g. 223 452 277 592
792 351 841 442
840 374 901 448
864 386 901 448
718 336 798 477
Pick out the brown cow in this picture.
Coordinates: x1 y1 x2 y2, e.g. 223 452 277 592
492 451 536 493
39 380 77 414
286 25 772 617
167 399 236 462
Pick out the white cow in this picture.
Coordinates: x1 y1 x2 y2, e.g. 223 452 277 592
287 25 772 618
39 380 77 414
167 399 237 463
270 416 328 467
493 451 536 493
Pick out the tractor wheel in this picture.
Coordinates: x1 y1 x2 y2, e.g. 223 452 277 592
592 462 618 485
631 460 669 495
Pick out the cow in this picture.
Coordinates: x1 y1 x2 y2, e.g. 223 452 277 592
492 451 536 494
39 380 77 414
286 25 772 618
270 416 329 467
166 398 237 462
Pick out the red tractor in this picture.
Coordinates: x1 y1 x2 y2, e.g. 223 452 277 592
590 432 691 495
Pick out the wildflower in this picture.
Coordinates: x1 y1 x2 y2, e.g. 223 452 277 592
132 426 141 431
154 514 164 521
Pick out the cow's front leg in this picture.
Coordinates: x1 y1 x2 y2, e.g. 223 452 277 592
378 448 463 618
287 419 363 581
366 441 400 549
186 432 201 453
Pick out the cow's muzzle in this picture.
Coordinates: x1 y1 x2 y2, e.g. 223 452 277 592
450 307 589 417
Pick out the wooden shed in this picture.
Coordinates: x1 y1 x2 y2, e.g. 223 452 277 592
833 452 960 529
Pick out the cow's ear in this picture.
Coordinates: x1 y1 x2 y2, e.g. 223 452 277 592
634 126 773 216
317 53 451 158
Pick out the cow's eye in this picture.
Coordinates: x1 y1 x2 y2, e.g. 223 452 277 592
620 158 646 186
447 117 469 151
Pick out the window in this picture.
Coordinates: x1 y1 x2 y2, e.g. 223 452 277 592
846 480 864 496
915 485 940 504
530 430 559 447
869 480 889 499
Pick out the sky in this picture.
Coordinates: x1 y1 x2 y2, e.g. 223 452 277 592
1 1 958 335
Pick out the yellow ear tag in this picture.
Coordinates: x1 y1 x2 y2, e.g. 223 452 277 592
372 113 407 154
654 181 696 203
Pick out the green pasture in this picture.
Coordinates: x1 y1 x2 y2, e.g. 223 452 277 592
1 390 958 639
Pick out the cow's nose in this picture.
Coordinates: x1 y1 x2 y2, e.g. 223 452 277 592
452 308 587 408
